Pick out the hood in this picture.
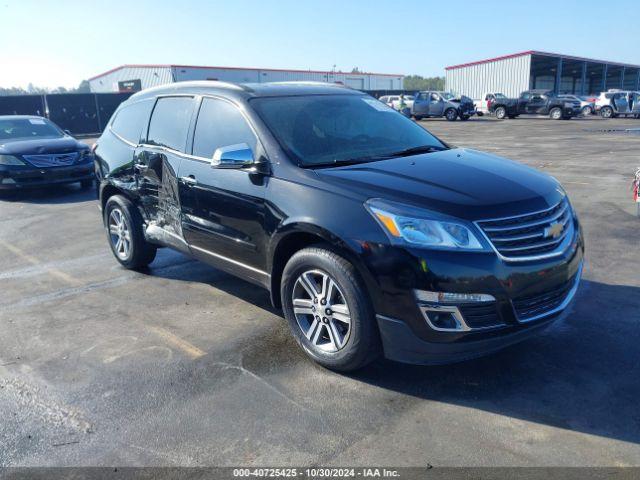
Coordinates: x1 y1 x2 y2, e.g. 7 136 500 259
0 136 88 156
449 95 473 105
315 148 563 221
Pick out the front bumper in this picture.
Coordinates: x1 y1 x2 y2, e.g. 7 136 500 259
0 163 94 190
359 221 585 365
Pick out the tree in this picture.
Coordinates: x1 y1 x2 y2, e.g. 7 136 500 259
403 75 446 91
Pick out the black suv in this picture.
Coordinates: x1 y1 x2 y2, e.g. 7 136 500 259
94 82 584 371
491 90 581 120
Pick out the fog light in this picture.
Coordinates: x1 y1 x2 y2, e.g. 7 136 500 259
414 290 495 304
419 304 470 332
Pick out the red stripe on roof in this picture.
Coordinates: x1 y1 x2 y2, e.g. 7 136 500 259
446 50 640 70
89 64 404 81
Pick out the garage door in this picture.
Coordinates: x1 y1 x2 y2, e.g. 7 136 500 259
345 78 365 90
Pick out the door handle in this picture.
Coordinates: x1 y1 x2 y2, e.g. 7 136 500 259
180 175 198 186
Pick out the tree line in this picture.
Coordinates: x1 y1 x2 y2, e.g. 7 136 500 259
402 75 445 91
0 80 90 96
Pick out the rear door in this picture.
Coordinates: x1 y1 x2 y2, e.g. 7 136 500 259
517 92 530 113
135 95 195 237
412 92 430 115
177 96 269 280
527 93 547 114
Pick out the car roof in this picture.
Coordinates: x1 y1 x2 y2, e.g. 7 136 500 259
128 81 362 102
0 115 48 121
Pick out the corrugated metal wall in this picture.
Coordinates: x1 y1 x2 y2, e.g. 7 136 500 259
89 67 174 93
90 66 403 92
445 55 531 100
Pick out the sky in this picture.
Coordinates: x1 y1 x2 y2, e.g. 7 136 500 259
1 0 639 89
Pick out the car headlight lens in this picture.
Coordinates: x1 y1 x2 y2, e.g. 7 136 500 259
0 154 26 166
366 198 485 250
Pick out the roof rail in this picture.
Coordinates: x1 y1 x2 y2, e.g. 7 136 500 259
268 81 348 88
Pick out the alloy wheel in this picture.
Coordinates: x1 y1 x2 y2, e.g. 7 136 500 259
292 269 352 353
108 208 131 260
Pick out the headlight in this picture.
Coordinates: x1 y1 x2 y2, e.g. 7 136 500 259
0 154 25 166
365 198 486 250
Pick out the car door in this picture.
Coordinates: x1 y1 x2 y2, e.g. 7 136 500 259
517 92 530 113
412 92 430 115
134 96 195 240
177 96 269 282
527 93 546 114
428 92 444 116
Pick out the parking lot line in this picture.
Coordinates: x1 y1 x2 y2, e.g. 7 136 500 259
146 325 206 359
0 239 80 286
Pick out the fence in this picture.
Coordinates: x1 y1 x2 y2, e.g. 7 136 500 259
0 89 421 135
0 92 134 135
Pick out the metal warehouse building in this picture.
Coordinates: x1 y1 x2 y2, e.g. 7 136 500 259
446 51 640 100
89 64 404 93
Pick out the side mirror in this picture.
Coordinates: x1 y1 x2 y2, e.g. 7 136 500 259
64 129 72 135
211 143 254 169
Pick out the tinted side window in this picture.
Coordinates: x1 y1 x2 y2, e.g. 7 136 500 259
110 99 153 144
192 98 257 158
147 96 194 152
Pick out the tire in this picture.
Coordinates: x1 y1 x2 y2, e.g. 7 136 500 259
80 178 94 189
445 108 458 121
459 115 470 121
581 106 592 117
104 195 157 269
600 106 613 118
549 107 563 120
414 115 424 121
494 106 507 120
281 245 380 372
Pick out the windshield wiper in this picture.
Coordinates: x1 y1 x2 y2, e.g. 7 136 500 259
303 145 448 168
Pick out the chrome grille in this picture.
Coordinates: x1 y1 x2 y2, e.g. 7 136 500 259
23 152 80 167
476 198 573 261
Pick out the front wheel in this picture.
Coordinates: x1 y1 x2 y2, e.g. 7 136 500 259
581 106 592 117
600 106 613 118
281 246 380 372
104 195 157 269
494 106 507 120
445 108 458 121
549 107 563 120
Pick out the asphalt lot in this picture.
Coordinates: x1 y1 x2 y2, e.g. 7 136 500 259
1 115 639 467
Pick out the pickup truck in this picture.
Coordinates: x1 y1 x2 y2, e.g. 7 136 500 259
412 91 477 121
490 90 582 120
474 92 509 115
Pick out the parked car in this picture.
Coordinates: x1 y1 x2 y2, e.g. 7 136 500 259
490 90 582 120
412 91 477 121
95 81 584 371
0 115 94 192
559 94 595 117
595 90 640 118
379 95 415 111
474 92 509 115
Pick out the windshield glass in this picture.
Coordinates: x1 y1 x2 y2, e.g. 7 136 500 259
440 92 456 100
0 118 63 141
251 94 446 167
494 93 507 99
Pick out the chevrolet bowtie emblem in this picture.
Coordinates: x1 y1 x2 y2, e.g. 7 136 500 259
544 221 564 239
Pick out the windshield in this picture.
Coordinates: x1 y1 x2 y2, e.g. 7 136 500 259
251 94 446 167
0 118 63 141
494 93 507 99
440 92 456 100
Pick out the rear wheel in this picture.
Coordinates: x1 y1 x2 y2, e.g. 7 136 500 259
600 106 614 118
104 195 157 269
550 107 563 120
445 108 458 121
281 246 380 372
494 106 507 120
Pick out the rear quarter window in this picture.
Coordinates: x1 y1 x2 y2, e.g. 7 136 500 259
110 99 153 144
